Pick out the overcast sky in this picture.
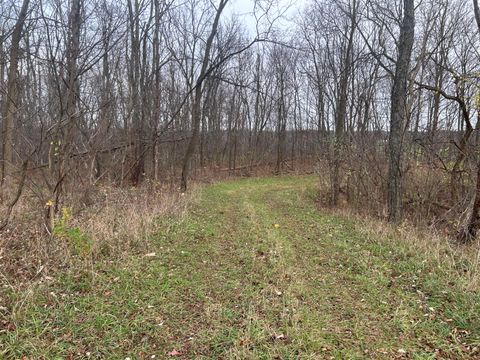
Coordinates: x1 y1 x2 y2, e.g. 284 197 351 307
226 0 308 35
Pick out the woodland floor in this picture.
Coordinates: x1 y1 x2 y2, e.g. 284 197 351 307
1 176 480 359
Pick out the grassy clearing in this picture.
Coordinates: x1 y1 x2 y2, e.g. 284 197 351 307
1 176 479 359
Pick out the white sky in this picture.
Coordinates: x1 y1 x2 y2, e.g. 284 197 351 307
226 0 308 36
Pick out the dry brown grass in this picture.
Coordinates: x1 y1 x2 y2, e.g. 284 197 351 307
324 205 480 291
71 181 197 257
315 154 480 291
0 179 198 286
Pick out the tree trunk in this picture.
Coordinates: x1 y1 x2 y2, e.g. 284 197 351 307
52 0 81 216
387 0 415 222
180 0 228 192
458 0 480 242
1 0 30 193
458 158 480 243
332 0 356 206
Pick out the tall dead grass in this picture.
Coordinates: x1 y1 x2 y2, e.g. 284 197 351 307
316 150 480 291
348 211 480 291
0 180 198 285
72 182 197 257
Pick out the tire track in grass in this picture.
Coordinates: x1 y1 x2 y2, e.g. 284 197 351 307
256 178 479 359
2 176 479 359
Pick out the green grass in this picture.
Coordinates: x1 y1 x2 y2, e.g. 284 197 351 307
1 176 479 359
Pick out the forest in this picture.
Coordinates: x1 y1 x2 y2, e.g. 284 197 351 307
1 0 480 358
1 0 480 236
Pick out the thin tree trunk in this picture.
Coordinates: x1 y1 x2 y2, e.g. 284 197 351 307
52 0 81 216
180 0 228 191
1 0 30 195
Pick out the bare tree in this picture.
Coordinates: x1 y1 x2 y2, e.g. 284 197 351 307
180 0 228 192
1 0 30 195
457 0 480 242
387 0 415 222
332 0 357 205
50 0 83 225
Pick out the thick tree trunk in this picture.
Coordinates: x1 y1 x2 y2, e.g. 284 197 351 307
457 0 480 242
450 121 473 203
458 159 480 243
127 0 143 185
332 0 356 206
387 0 415 222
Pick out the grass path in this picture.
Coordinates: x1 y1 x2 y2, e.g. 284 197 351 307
2 176 479 359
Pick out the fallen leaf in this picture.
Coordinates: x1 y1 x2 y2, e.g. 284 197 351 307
168 349 181 357
144 252 156 257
